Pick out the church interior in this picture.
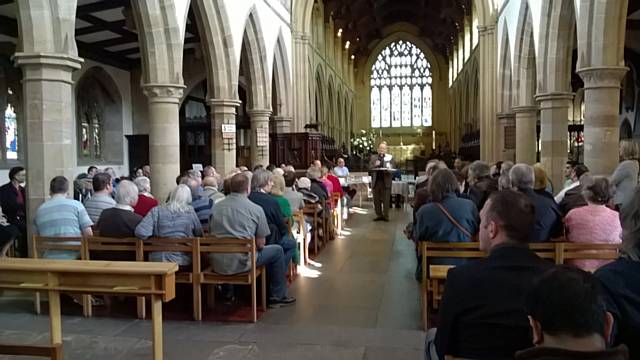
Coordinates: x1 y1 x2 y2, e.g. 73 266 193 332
0 0 640 359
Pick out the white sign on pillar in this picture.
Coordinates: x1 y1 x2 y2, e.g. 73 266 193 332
256 126 269 147
222 124 236 139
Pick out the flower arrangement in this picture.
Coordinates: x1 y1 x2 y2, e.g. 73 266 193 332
350 129 378 157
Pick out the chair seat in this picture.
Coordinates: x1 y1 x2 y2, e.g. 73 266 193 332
200 266 265 285
176 272 193 283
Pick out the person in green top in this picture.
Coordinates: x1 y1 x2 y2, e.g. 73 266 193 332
270 173 292 222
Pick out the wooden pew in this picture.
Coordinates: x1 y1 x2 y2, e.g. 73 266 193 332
0 258 177 360
331 192 342 235
141 237 200 320
292 210 308 266
31 236 90 316
84 236 146 319
198 237 267 322
555 242 619 270
303 204 323 256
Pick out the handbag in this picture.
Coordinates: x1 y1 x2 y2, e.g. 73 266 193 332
434 202 474 240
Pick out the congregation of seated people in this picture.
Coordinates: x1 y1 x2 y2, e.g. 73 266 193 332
23 159 352 312
412 144 640 359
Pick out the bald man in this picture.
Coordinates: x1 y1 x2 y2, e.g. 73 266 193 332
369 142 396 221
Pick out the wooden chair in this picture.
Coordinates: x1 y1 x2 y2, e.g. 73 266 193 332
284 218 297 278
292 210 308 266
420 242 485 330
83 236 145 319
303 204 322 256
331 192 342 235
31 235 89 316
198 237 267 323
141 237 200 320
320 199 331 241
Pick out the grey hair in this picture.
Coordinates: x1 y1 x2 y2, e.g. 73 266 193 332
164 184 192 213
115 180 139 206
468 161 491 183
133 176 151 194
428 168 460 202
307 166 321 180
187 169 201 179
272 168 285 176
509 164 535 190
179 176 199 196
500 161 514 176
285 165 295 172
251 169 272 190
425 159 440 176
580 175 612 205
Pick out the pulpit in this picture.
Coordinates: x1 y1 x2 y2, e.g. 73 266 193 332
270 132 323 170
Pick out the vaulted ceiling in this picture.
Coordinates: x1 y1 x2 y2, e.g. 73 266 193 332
323 0 471 60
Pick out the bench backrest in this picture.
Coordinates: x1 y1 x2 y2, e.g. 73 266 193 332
83 236 142 261
31 235 84 259
555 242 620 263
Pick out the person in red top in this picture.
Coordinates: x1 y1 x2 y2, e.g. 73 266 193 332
325 167 344 207
132 176 158 217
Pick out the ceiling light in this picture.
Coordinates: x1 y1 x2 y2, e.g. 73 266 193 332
345 41 350 49
337 28 343 37
351 54 355 60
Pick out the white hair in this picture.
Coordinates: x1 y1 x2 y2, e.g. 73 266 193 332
133 176 151 194
115 180 139 206
272 168 285 176
509 164 535 190
165 184 193 213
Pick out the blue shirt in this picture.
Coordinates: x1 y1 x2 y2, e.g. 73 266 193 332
414 193 478 243
34 195 93 259
192 195 214 228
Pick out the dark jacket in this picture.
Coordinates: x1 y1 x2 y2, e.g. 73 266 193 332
515 345 629 360
558 184 588 215
309 179 328 203
595 259 640 359
435 244 553 359
469 176 498 210
520 188 563 242
248 191 288 244
0 182 26 225
369 153 396 188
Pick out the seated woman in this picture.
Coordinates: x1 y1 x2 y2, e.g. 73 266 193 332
270 173 292 222
97 180 143 237
414 168 478 266
564 176 621 272
135 184 203 266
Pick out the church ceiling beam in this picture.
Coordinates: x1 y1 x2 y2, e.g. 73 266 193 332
75 20 127 36
77 14 138 43
76 0 130 16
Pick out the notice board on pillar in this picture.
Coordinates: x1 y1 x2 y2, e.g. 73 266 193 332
256 126 269 147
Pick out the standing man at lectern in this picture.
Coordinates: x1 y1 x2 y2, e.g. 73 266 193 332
369 142 396 221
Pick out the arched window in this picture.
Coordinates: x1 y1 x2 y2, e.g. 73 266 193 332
0 57 22 163
371 40 432 128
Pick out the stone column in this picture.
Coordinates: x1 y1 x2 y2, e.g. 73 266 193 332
14 53 83 241
478 24 498 162
209 99 241 176
248 109 272 167
535 92 572 191
142 84 185 202
496 112 516 162
512 105 539 164
293 32 311 132
577 66 628 175
272 115 292 133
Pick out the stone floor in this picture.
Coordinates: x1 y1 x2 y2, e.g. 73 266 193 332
0 202 424 359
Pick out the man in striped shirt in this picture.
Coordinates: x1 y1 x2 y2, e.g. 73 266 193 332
34 176 93 259
181 176 213 228
83 172 115 223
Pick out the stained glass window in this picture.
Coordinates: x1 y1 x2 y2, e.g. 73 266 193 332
4 87 18 160
370 40 432 128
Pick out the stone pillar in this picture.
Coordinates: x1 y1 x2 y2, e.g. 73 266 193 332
142 84 185 202
248 109 272 167
512 105 539 164
577 66 628 175
535 92 572 191
478 24 498 162
272 115 292 133
496 112 516 162
293 32 311 132
209 99 241 176
14 53 83 243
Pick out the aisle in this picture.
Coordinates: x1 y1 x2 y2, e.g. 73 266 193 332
0 202 424 360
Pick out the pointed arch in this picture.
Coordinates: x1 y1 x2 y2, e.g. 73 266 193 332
240 7 271 111
498 22 513 112
192 0 237 100
538 0 576 93
314 64 325 125
271 30 292 117
512 1 537 106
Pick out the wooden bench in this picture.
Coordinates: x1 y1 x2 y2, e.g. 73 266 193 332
84 236 146 319
198 237 267 322
31 235 90 317
331 192 342 235
303 204 323 256
292 210 308 266
420 241 621 329
141 237 200 320
0 258 177 360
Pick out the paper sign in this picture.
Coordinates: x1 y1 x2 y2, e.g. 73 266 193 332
222 124 236 139
192 164 203 172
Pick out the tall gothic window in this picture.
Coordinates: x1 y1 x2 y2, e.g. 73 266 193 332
0 59 22 164
370 40 432 128
4 88 18 160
